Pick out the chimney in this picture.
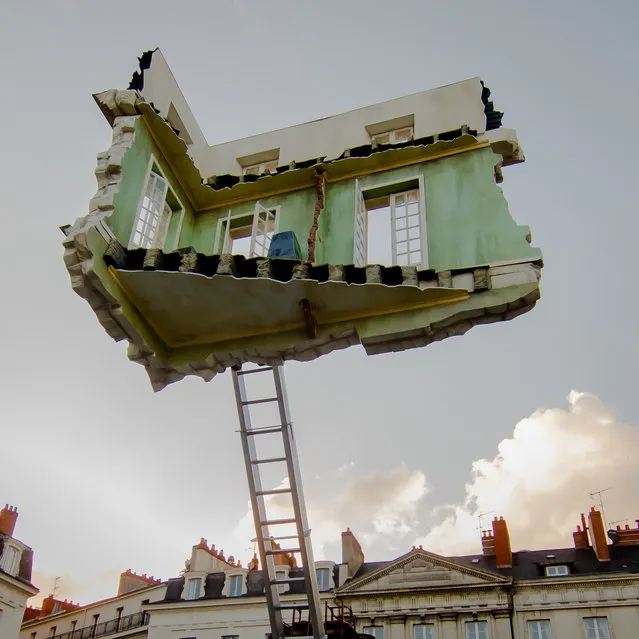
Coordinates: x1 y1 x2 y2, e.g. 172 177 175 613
587 507 610 562
117 569 161 596
481 530 495 556
492 516 512 568
573 525 590 549
0 505 18 537
342 528 365 578
608 519 639 546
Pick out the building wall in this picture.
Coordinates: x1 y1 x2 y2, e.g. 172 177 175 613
1 577 32 639
20 584 166 639
195 78 487 177
107 118 196 252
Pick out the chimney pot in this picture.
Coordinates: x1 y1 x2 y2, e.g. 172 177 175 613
0 504 19 537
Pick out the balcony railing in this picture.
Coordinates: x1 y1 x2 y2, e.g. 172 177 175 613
54 612 149 639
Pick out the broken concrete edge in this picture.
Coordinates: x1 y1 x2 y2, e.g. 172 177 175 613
91 89 518 194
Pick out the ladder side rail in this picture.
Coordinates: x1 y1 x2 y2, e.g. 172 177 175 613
272 366 325 639
232 368 285 639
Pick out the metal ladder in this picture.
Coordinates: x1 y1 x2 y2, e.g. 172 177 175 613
231 364 324 639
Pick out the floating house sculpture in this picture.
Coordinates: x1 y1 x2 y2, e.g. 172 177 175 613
63 49 542 391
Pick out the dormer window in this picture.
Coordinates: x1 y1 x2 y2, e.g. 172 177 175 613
237 149 280 176
0 543 20 576
545 564 569 577
244 160 278 176
371 127 414 145
185 577 202 600
314 561 335 592
316 567 330 591
228 574 244 597
366 114 415 146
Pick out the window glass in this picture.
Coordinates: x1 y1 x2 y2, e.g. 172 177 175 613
414 624 435 639
186 578 201 600
545 565 569 576
316 567 330 591
363 627 384 639
229 574 243 597
584 618 610 639
0 545 18 574
527 620 551 639
465 621 488 639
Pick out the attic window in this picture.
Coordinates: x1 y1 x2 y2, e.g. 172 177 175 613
371 127 414 145
237 149 280 176
228 574 244 597
545 565 569 577
366 114 415 145
186 577 202 600
316 567 330 591
0 544 20 575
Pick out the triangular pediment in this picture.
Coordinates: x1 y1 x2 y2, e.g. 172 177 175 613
338 549 508 593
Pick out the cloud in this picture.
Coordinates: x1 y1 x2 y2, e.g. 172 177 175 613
233 466 429 563
418 391 639 555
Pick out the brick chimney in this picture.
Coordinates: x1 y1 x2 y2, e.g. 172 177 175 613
342 528 365 578
573 525 590 549
587 507 610 562
608 519 639 546
117 569 161 596
481 530 495 556
0 505 18 537
492 516 512 568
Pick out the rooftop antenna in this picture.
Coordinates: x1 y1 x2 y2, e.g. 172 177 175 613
50 576 61 598
477 511 495 532
589 487 612 531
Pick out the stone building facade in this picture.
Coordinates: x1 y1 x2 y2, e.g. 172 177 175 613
20 507 639 639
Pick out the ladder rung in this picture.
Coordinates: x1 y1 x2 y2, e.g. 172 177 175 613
245 426 283 436
236 366 273 376
269 534 300 541
261 518 297 526
271 577 306 584
256 488 292 496
266 547 301 555
242 397 279 406
275 604 309 611
251 457 287 465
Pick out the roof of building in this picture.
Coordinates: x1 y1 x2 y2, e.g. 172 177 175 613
154 545 639 605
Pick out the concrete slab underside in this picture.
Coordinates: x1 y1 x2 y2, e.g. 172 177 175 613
114 270 469 348
106 267 539 391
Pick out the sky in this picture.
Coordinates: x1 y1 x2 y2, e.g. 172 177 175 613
1 0 638 607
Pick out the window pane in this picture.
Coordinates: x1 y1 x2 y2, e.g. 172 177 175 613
414 625 434 639
187 578 201 600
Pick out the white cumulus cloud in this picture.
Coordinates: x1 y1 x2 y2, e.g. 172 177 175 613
418 391 639 554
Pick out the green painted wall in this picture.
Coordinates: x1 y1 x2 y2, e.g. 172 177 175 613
109 119 196 251
321 148 541 269
422 148 540 270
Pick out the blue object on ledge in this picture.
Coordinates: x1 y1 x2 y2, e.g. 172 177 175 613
268 231 302 259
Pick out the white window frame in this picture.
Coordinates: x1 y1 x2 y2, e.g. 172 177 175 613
363 626 384 639
583 617 610 639
545 565 569 577
354 175 427 268
465 621 488 639
227 573 245 597
0 542 20 575
185 577 202 600
243 160 278 176
371 126 414 145
414 624 436 639
129 156 185 251
214 203 280 257
527 619 551 639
